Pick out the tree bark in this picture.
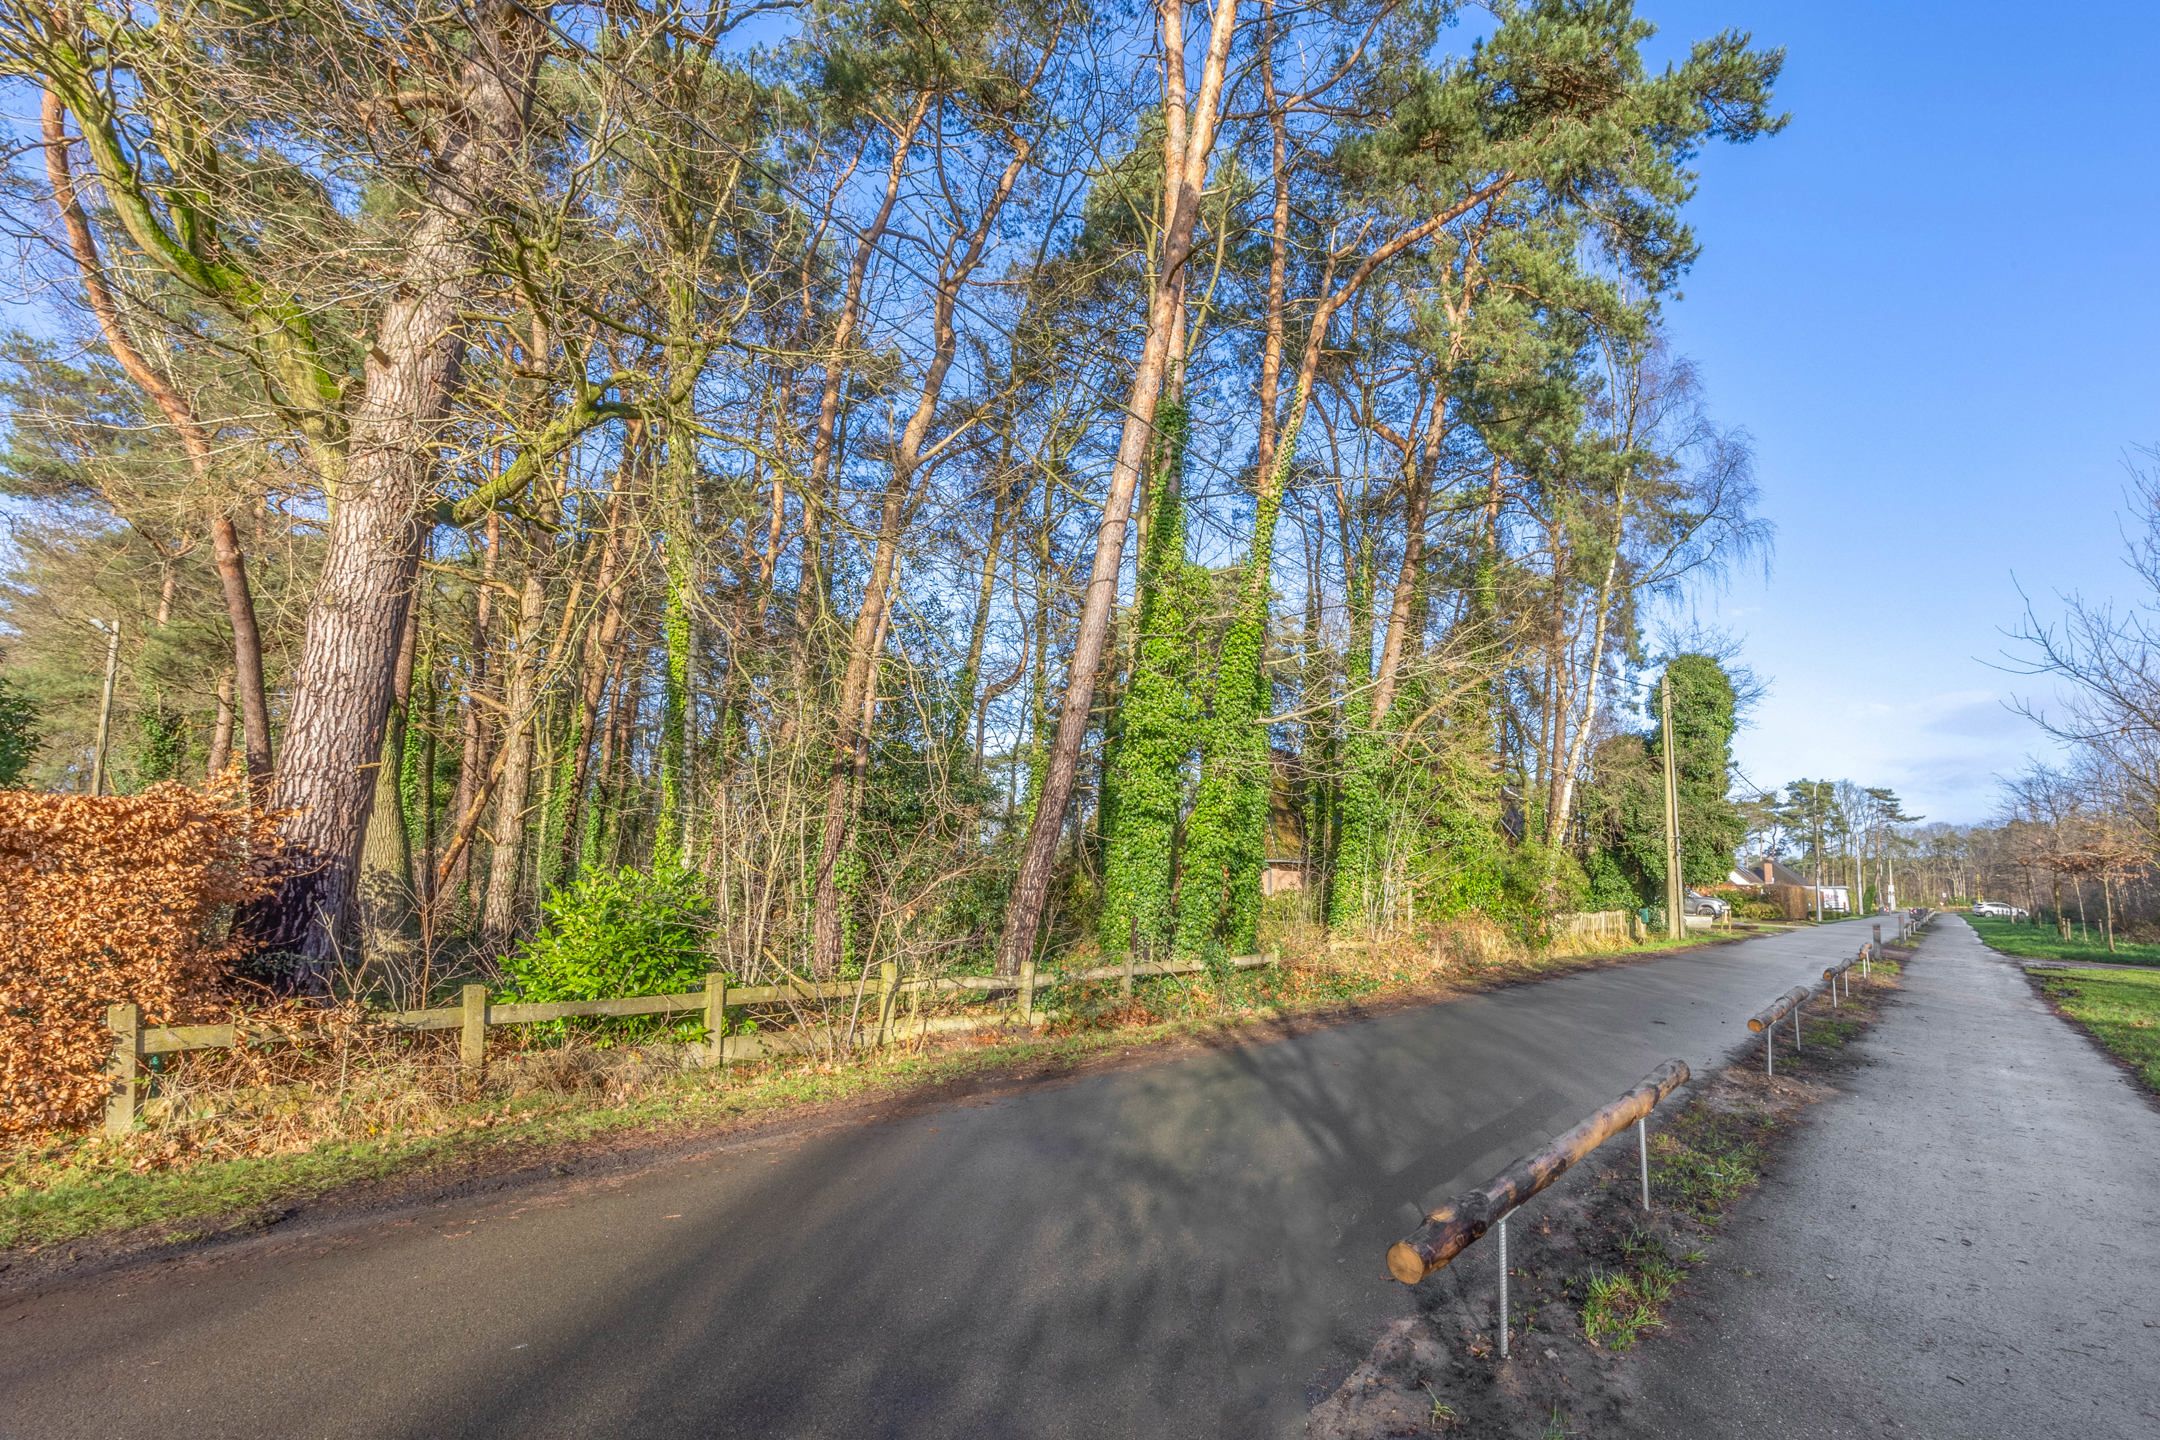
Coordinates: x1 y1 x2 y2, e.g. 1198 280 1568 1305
356 597 421 968
207 669 235 779
481 545 550 954
253 3 544 975
448 515 500 910
557 489 630 882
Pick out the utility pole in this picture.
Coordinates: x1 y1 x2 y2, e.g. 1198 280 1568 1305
89 617 120 796
1811 802 1823 924
1661 680 1683 940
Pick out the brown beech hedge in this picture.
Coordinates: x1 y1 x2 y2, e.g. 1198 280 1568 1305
0 782 279 1137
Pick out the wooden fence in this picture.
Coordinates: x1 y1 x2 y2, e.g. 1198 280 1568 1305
104 950 1279 1134
1552 910 1644 946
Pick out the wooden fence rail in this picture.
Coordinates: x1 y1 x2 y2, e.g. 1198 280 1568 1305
1387 1058 1691 1360
104 950 1279 1134
1387 1059 1691 1287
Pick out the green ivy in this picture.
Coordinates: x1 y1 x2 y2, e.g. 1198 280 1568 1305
1098 401 1206 957
1180 413 1300 955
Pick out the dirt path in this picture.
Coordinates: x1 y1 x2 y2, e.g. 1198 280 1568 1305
1620 915 2160 1439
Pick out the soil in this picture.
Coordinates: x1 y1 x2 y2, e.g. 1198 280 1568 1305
1307 966 1901 1439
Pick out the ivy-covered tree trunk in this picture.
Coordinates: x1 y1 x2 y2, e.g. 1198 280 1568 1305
1097 403 1203 958
1179 411 1301 954
653 415 697 871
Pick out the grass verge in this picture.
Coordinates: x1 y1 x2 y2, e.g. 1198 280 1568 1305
2028 966 2160 1095
1968 914 2160 967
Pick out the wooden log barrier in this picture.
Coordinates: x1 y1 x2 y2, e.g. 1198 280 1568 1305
1387 1058 1690 1285
1748 985 1810 1035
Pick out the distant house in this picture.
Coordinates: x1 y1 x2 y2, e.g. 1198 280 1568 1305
1723 856 1851 919
1726 857 1807 889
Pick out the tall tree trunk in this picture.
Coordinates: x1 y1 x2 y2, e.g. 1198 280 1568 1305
482 547 550 954
448 516 500 913
789 98 932 701
1545 486 1628 852
254 5 544 974
207 669 235 779
952 460 1018 752
996 0 1241 974
357 599 421 969
1370 397 1445 723
557 490 630 881
654 430 697 869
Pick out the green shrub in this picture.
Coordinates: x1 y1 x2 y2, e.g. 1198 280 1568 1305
502 865 714 1005
1728 893 1785 921
0 675 36 787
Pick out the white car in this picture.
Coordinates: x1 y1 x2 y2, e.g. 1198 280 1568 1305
1972 901 2028 920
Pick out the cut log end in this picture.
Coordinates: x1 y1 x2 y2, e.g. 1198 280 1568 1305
1387 1241 1429 1285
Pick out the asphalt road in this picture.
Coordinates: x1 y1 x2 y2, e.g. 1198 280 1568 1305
1623 915 2160 1439
1 919 1884 1439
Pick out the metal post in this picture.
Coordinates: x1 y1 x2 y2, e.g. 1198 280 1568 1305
1638 1117 1652 1210
1661 683 1683 941
1793 1002 1802 1052
1497 1214 1510 1360
1766 1025 1774 1076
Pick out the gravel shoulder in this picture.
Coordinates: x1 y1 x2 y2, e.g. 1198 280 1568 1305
1620 915 2160 1440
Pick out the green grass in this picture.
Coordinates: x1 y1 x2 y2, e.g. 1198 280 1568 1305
1579 1231 1685 1350
1969 914 2160 968
1649 1109 1767 1219
2031 967 2160 1094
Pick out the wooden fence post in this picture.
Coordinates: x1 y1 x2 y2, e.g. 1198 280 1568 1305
875 962 899 1047
460 984 488 1079
1121 948 1135 1000
1018 958 1037 1025
104 1001 140 1136
704 972 728 1067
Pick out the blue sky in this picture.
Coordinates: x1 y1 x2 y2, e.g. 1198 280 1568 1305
1631 0 2160 823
